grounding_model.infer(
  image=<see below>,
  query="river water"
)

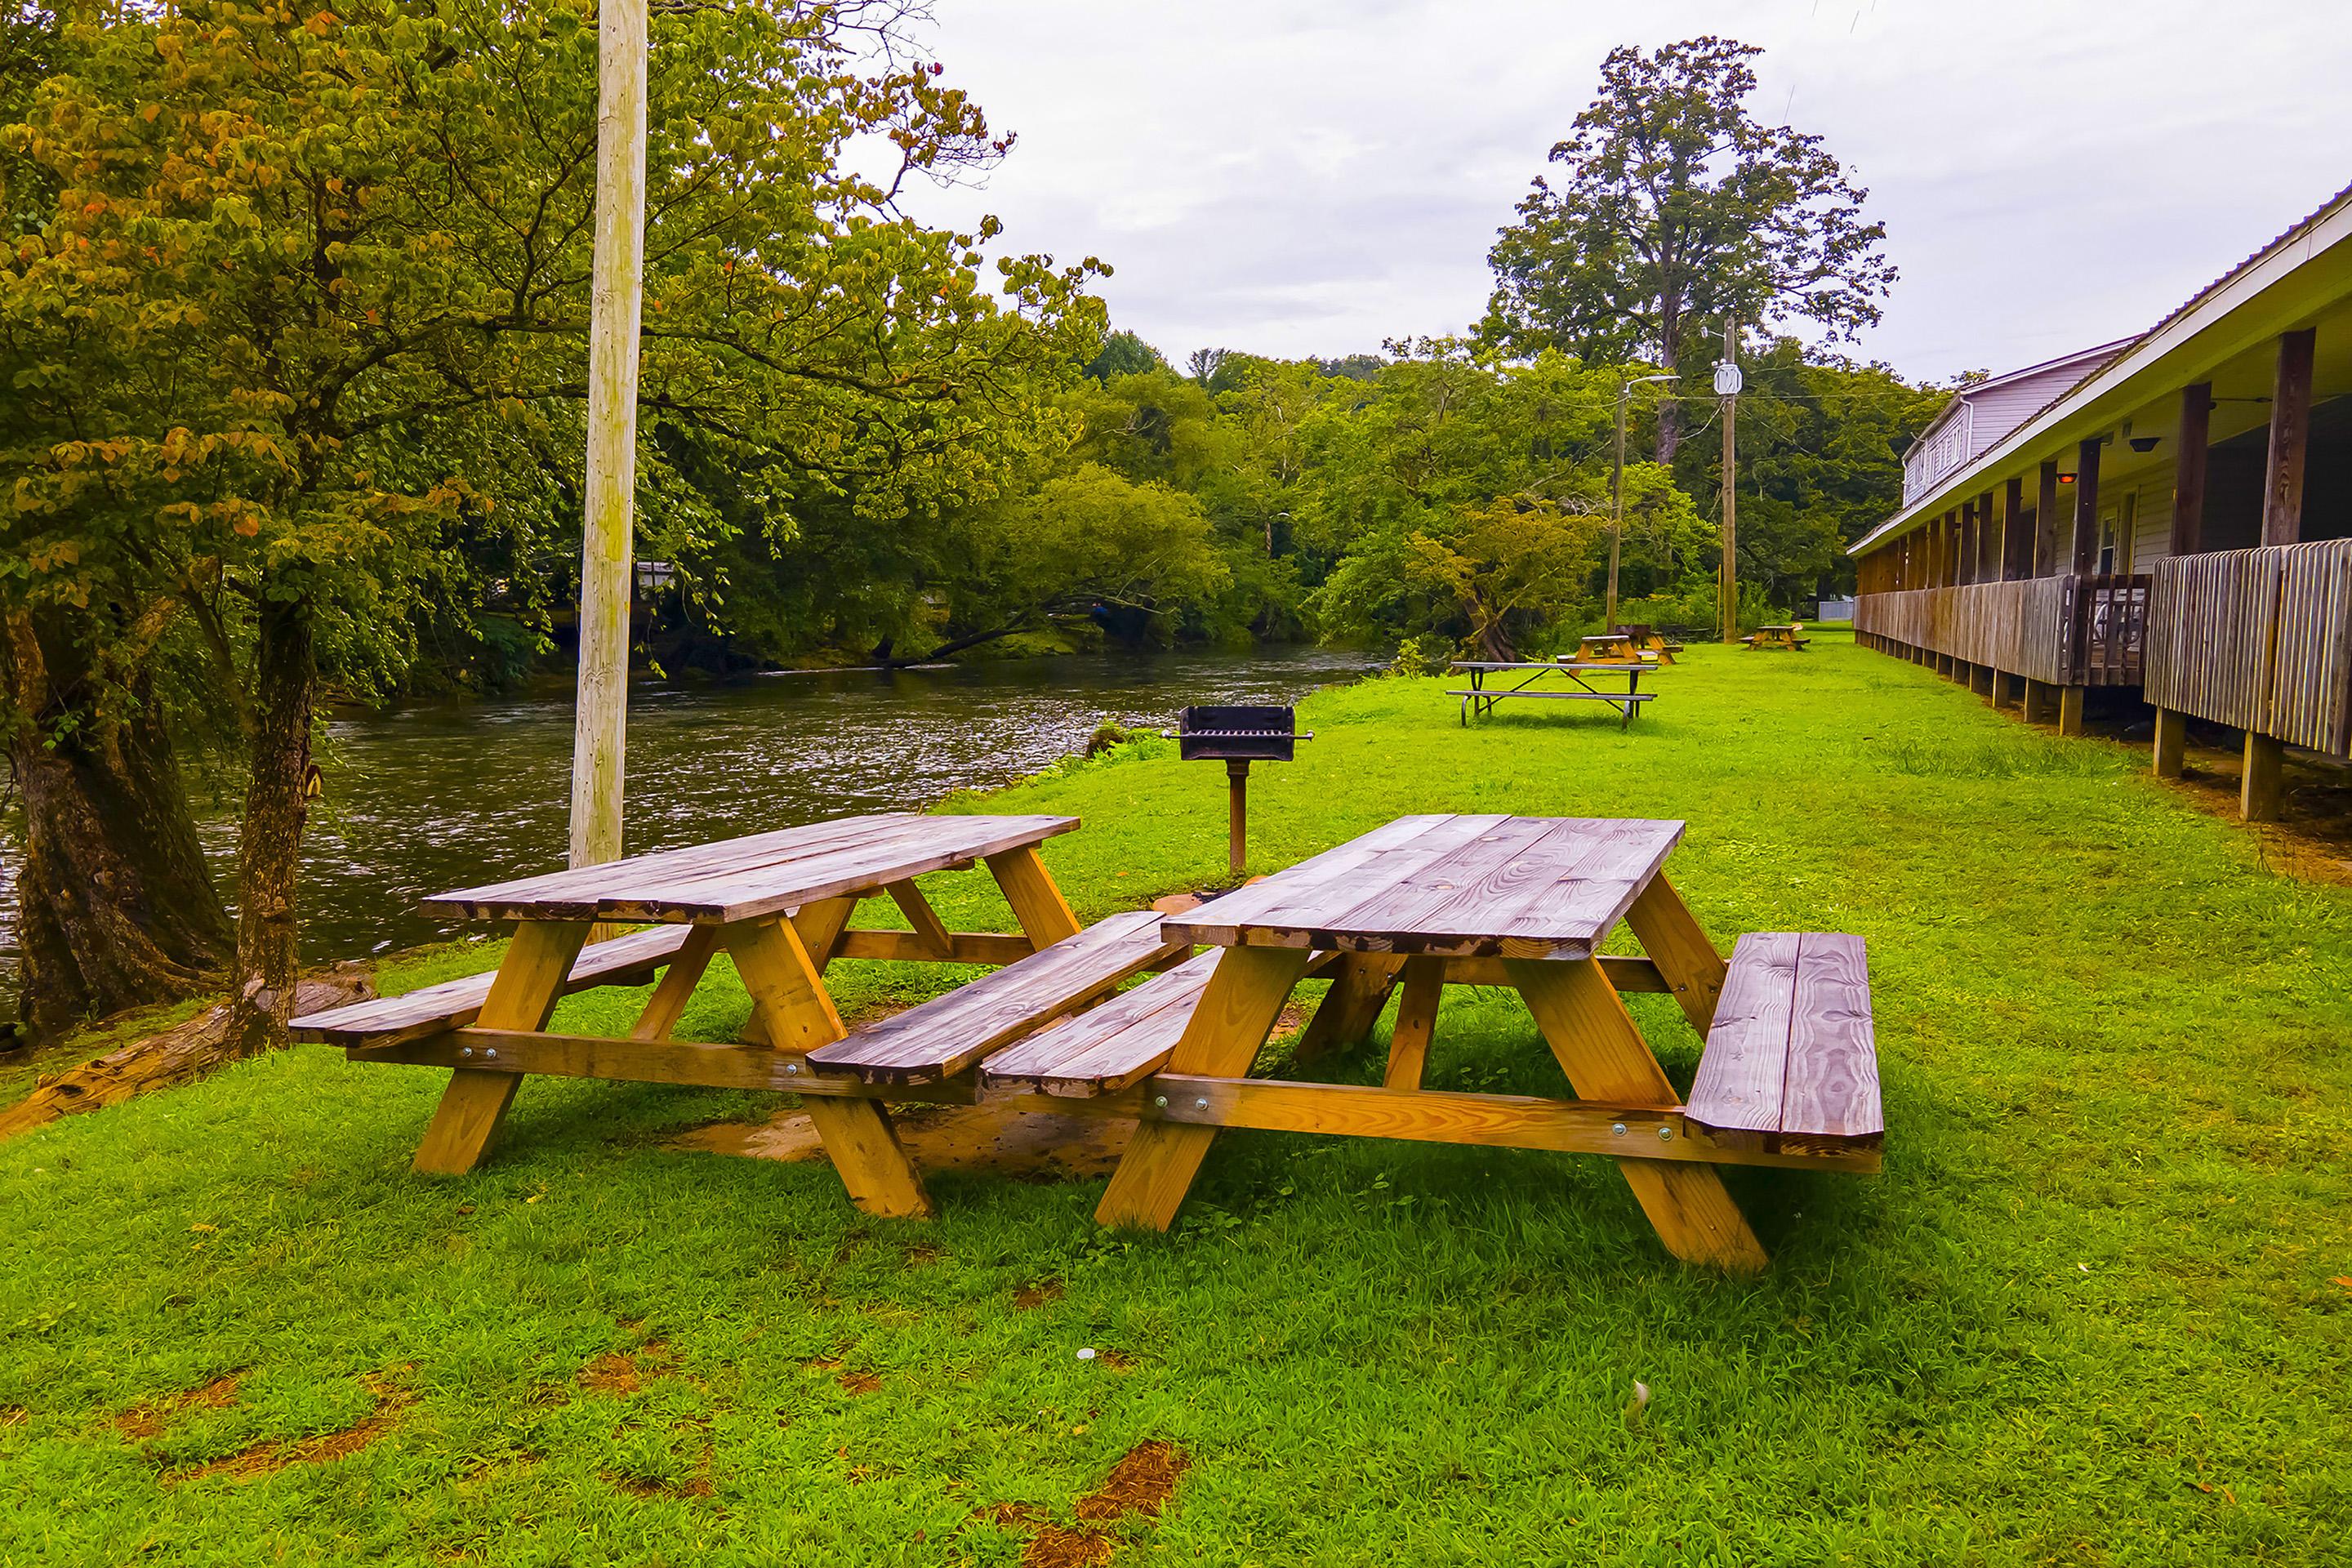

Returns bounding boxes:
[0,648,1369,1012]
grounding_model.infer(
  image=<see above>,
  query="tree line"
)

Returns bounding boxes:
[0,7,1944,1043]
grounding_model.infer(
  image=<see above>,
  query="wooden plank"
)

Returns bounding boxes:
[295,923,697,1045]
[802,1098,936,1219]
[792,895,861,975]
[1446,955,1668,991]
[1680,933,1797,1146]
[1778,933,1882,1152]
[2152,706,2187,779]
[984,844,1082,949]
[979,951,1223,1096]
[1159,816,1495,946]
[352,1027,979,1101]
[411,921,590,1175]
[884,880,954,959]
[1137,1076,1878,1173]
[426,814,1079,924]
[832,929,1065,966]
[725,915,846,1055]
[2242,730,2285,822]
[1621,874,1726,1032]
[1382,956,1445,1091]
[422,814,918,918]
[1508,956,1767,1272]
[807,911,1181,1085]
[1094,945,1314,1230]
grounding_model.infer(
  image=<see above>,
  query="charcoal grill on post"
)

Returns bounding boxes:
[1169,705,1312,879]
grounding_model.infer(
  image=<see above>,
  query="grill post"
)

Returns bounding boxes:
[1227,760,1250,878]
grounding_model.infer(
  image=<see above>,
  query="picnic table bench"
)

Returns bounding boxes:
[1615,623,1682,663]
[1743,624,1811,650]
[1446,661,1655,727]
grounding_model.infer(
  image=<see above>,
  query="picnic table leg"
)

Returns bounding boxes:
[629,924,723,1042]
[412,920,590,1174]
[1623,875,1728,1034]
[737,896,863,1048]
[1506,957,1767,1272]
[1381,956,1445,1090]
[1290,954,1403,1066]
[1097,945,1313,1231]
[985,845,1083,950]
[728,915,934,1219]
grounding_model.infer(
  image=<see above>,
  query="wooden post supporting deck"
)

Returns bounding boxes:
[2022,679,2054,725]
[2057,686,2087,737]
[2172,382,2212,556]
[1970,663,1994,698]
[2153,708,2188,778]
[2263,328,2317,546]
[1993,671,2020,710]
[2242,731,2285,822]
[2072,438,2103,573]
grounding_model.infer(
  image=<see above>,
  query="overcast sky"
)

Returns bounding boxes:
[898,0,2352,386]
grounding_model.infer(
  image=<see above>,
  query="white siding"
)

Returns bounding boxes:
[2130,485,2172,570]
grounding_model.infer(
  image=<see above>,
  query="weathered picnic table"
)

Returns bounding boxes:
[293,813,1196,1215]
[1089,814,1881,1271]
[1577,631,1659,666]
[1447,661,1654,727]
[1743,624,1811,650]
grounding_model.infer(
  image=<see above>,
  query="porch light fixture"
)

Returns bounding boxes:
[2129,436,2160,453]
[2058,473,2076,484]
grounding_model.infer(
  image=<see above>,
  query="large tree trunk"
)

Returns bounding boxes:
[222,597,315,1056]
[2,612,234,1040]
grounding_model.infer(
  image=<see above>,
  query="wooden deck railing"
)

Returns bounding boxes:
[1853,573,2147,686]
[2144,540,2352,758]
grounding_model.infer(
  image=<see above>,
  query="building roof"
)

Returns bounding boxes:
[1853,181,2352,556]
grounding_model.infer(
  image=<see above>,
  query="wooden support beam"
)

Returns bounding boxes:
[2021,679,2053,725]
[1992,671,2020,710]
[1970,663,1994,698]
[2242,730,2285,822]
[412,920,590,1175]
[2172,382,2212,556]
[2072,438,2102,574]
[2153,707,2187,779]
[2035,459,2061,577]
[2002,475,2028,581]
[1977,491,1998,582]
[1382,957,1445,1091]
[2057,685,2086,737]
[2263,328,2317,546]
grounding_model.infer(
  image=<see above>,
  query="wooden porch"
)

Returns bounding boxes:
[1853,573,2149,731]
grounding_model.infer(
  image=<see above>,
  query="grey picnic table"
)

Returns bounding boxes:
[1446,660,1655,727]
[1093,814,1883,1272]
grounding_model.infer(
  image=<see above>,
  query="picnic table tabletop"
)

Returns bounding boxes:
[423,813,1077,924]
[1446,660,1652,673]
[1161,813,1682,960]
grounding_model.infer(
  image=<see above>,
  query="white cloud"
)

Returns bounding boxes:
[897,0,2352,382]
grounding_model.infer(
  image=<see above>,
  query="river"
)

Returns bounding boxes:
[0,647,1370,1013]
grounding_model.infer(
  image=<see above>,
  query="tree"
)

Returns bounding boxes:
[1484,37,1895,464]
[1083,328,1165,381]
[1312,498,1610,661]
[0,0,1097,1043]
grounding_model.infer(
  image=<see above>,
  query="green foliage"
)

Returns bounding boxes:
[1485,36,1896,372]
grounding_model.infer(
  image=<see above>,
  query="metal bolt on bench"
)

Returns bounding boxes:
[1167,705,1314,879]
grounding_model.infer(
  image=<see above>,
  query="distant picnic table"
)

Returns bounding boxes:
[1743,624,1811,650]
[1446,661,1654,727]
[296,811,1883,1271]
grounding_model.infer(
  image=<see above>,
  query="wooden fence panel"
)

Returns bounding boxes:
[1852,576,2109,687]
[2144,540,2352,758]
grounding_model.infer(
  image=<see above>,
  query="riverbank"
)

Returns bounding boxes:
[4,631,2348,1564]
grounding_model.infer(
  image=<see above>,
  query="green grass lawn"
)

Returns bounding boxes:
[4,631,2349,1566]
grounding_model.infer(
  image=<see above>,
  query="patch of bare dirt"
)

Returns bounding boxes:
[836,1370,882,1396]
[1076,1441,1189,1521]
[2098,719,2352,887]
[115,1374,241,1441]
[577,1337,679,1397]
[1013,1280,1064,1311]
[671,1101,1132,1181]
[979,1442,1192,1567]
[164,1372,412,1484]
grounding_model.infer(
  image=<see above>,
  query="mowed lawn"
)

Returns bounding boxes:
[3,632,2348,1566]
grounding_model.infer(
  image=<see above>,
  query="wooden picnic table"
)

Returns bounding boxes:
[1094,814,1882,1271]
[1446,661,1654,727]
[1743,624,1811,650]
[294,813,1192,1214]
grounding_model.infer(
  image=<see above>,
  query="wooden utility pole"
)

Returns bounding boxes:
[1719,318,1739,644]
[571,0,649,871]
